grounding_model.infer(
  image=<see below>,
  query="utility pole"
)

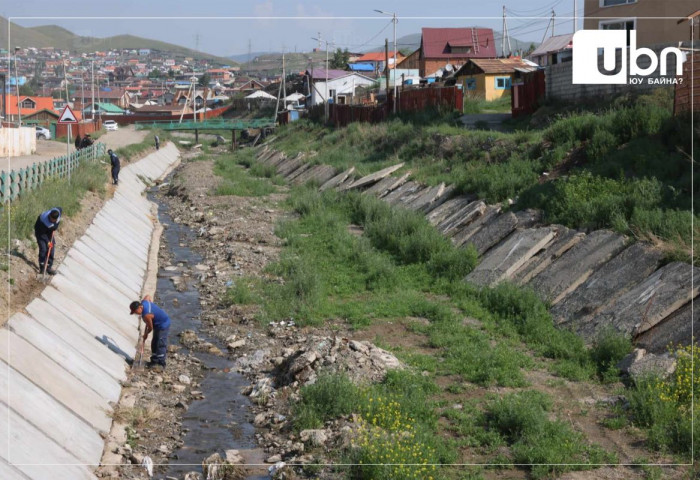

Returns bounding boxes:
[385,38,390,104]
[91,60,95,121]
[14,47,21,126]
[502,6,506,57]
[573,0,578,33]
[552,10,556,37]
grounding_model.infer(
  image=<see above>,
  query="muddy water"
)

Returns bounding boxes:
[152,193,266,480]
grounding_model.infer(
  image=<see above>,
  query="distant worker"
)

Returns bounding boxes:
[74,134,82,151]
[34,207,62,275]
[108,149,120,185]
[130,295,171,369]
[154,134,160,150]
[80,134,94,149]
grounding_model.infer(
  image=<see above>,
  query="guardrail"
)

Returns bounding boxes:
[0,142,107,202]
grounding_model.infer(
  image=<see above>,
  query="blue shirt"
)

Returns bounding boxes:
[141,300,171,329]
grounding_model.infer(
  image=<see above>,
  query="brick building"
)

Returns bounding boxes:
[415,28,497,77]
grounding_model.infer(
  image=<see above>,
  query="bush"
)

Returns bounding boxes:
[292,373,361,430]
[589,328,632,383]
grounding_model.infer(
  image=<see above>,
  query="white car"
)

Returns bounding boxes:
[103,120,119,131]
[35,126,51,140]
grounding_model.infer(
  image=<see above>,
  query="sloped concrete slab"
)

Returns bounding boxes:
[437,200,487,237]
[382,181,422,205]
[0,329,112,432]
[0,456,29,479]
[579,262,699,338]
[465,228,555,287]
[529,230,626,305]
[89,222,149,258]
[319,167,355,191]
[57,265,133,312]
[405,183,446,211]
[635,301,698,354]
[9,313,122,402]
[0,359,103,466]
[285,162,314,182]
[511,227,583,285]
[41,286,135,360]
[395,185,430,206]
[418,185,455,214]
[63,252,139,300]
[50,275,139,344]
[0,403,96,480]
[513,209,542,229]
[426,196,474,226]
[465,211,518,256]
[452,206,501,247]
[73,240,143,293]
[276,157,305,177]
[25,299,127,381]
[365,171,412,198]
[551,243,664,326]
[261,151,285,167]
[339,163,404,192]
[84,229,147,268]
[291,165,336,186]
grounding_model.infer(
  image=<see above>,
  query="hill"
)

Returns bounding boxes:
[368,31,536,56]
[0,17,235,65]
[241,51,329,75]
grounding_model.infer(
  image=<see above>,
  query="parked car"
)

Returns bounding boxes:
[35,126,51,140]
[103,120,118,131]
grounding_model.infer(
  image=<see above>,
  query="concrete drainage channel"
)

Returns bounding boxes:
[0,143,181,480]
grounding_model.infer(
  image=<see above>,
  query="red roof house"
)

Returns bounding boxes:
[418,27,497,77]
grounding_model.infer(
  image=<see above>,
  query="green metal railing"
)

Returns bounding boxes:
[134,118,276,131]
[0,142,106,202]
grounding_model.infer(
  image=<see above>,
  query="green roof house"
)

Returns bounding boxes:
[83,102,125,115]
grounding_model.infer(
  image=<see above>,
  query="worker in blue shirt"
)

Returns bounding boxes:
[129,295,171,369]
[108,149,120,185]
[34,207,62,275]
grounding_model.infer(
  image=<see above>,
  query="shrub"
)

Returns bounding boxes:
[292,373,361,430]
[589,328,632,383]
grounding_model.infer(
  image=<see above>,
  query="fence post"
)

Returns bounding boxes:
[0,172,6,203]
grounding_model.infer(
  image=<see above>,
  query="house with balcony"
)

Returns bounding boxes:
[583,0,697,46]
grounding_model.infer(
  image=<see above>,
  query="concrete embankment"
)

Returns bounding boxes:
[0,143,179,479]
[253,145,698,354]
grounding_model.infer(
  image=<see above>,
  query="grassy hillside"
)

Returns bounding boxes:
[242,51,328,75]
[271,88,698,263]
[1,17,234,65]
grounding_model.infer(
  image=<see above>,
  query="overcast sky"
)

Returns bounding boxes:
[5,0,583,57]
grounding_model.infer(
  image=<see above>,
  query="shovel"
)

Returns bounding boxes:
[42,232,55,283]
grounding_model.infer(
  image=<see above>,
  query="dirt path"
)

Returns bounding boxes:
[1,138,76,172]
[100,124,148,150]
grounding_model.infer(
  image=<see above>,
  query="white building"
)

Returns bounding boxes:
[306,68,376,106]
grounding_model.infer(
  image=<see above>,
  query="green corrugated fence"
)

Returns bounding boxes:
[0,143,106,202]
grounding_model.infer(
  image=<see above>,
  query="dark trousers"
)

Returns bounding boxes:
[36,234,54,271]
[111,166,120,185]
[150,326,169,366]
[155,142,160,150]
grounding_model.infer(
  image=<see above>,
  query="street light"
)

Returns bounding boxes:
[311,37,331,122]
[374,9,397,114]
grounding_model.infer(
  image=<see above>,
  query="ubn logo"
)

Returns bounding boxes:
[572,30,685,84]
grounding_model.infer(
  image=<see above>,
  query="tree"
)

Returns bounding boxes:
[168,69,175,78]
[329,48,350,69]
[148,68,162,79]
[18,83,35,96]
[198,72,211,87]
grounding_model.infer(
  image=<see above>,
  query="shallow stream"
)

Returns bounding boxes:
[151,190,266,480]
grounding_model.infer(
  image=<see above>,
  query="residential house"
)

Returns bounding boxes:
[3,95,56,123]
[454,58,532,101]
[529,34,573,67]
[82,102,125,116]
[416,28,497,77]
[134,104,193,116]
[352,51,406,75]
[232,78,266,93]
[583,0,697,46]
[207,69,232,83]
[96,88,133,109]
[305,68,375,105]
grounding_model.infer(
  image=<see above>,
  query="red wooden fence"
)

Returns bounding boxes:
[674,53,700,116]
[512,70,545,118]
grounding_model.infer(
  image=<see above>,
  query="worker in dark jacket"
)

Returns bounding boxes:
[34,207,62,274]
[130,295,171,369]
[108,149,120,185]
[74,134,82,151]
[80,134,93,149]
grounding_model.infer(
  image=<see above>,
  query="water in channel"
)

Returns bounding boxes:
[150,188,266,480]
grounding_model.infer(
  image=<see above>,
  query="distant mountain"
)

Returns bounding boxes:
[367,31,536,56]
[0,17,235,65]
[228,51,273,63]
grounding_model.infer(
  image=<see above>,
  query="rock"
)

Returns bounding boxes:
[349,340,369,354]
[172,384,186,393]
[225,449,244,464]
[178,375,191,385]
[300,429,328,447]
[624,352,677,381]
[289,351,318,374]
[228,339,246,350]
[158,445,170,454]
[254,413,268,426]
[266,454,282,463]
[184,473,203,480]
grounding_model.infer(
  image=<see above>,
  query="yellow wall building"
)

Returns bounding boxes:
[455,58,531,101]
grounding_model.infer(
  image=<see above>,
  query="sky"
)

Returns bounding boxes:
[4,0,584,57]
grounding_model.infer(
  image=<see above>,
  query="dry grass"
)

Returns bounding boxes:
[110,404,162,428]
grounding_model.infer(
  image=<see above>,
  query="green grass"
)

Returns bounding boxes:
[213,153,279,196]
[114,128,171,162]
[0,161,106,250]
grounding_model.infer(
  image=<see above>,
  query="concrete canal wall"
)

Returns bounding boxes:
[0,143,179,479]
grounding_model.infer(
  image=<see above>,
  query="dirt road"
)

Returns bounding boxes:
[100,125,148,150]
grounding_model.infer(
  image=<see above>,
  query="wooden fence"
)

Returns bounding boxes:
[674,52,700,116]
[0,142,106,202]
[0,127,36,157]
